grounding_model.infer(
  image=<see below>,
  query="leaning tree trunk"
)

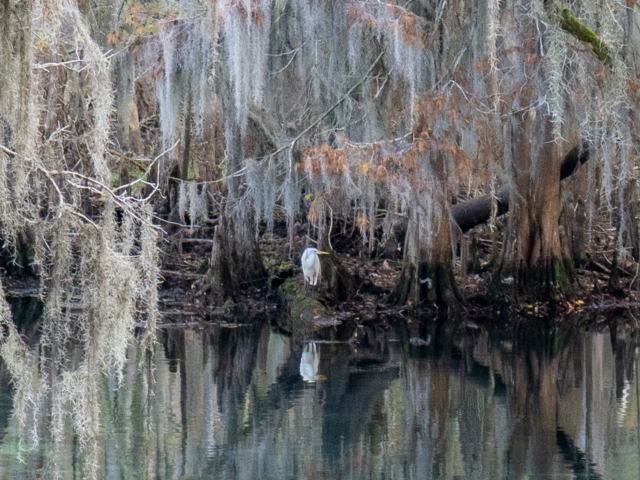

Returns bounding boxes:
[451,143,590,233]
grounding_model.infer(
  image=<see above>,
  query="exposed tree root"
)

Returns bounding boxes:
[389,260,463,307]
[492,257,574,300]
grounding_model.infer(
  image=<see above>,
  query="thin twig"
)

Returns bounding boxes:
[33,59,85,70]
[46,169,159,229]
[328,205,334,251]
[38,167,65,216]
[113,140,179,194]
[0,145,16,157]
[169,166,248,185]
[284,50,386,167]
[271,45,302,75]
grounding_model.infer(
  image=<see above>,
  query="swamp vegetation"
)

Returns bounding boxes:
[2,0,640,476]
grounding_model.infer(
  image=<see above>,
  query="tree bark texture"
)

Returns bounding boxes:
[498,99,571,293]
[209,223,237,301]
[317,234,354,302]
[389,184,463,306]
[227,210,268,288]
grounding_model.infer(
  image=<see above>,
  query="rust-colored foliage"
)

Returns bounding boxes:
[108,3,165,46]
[627,80,640,106]
[346,4,376,28]
[304,144,347,177]
[472,58,492,73]
[397,10,423,47]
[302,87,482,200]
[412,95,438,138]
[227,0,266,26]
[308,197,322,223]
[346,1,424,48]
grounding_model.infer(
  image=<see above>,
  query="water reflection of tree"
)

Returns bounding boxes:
[3,316,640,479]
[395,316,640,480]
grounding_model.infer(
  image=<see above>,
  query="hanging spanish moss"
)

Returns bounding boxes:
[0,0,640,474]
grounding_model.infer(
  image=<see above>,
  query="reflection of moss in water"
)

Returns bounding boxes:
[0,298,43,460]
[0,367,16,465]
[130,345,147,476]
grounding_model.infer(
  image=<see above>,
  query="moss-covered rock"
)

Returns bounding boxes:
[268,263,298,290]
[276,277,327,323]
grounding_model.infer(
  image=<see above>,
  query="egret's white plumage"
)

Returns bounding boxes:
[301,247,328,286]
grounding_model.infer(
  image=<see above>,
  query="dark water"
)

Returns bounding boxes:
[1,314,640,479]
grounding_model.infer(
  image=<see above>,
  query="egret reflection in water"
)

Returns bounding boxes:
[300,341,326,382]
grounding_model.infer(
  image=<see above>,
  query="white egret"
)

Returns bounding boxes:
[301,247,329,286]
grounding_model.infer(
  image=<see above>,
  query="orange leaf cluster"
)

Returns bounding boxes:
[228,0,266,26]
[413,95,439,137]
[398,11,423,48]
[627,80,640,105]
[107,30,121,45]
[356,215,370,227]
[304,144,347,177]
[346,1,423,47]
[347,4,376,28]
[308,197,322,223]
[472,58,492,73]
[108,4,165,46]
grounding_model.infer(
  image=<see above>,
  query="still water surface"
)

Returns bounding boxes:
[0,315,639,479]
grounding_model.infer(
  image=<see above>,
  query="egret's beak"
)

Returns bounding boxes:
[317,251,330,255]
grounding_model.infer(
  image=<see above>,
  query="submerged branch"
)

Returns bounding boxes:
[452,143,590,233]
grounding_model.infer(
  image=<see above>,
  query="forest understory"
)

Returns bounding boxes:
[4,200,637,330]
[153,211,640,327]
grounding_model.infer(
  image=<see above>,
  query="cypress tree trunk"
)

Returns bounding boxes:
[317,236,353,303]
[389,191,462,307]
[496,102,572,296]
[209,223,236,301]
[226,209,268,288]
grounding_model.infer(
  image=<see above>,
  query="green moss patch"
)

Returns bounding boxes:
[268,263,297,290]
[560,9,613,67]
[276,277,327,322]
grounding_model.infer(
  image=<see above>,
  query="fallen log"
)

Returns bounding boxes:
[452,143,590,233]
